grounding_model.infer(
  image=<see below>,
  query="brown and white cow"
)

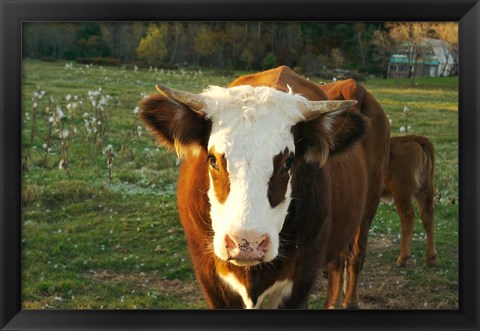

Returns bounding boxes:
[139,66,390,309]
[382,135,437,267]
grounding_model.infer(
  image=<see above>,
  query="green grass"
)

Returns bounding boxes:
[21,59,458,309]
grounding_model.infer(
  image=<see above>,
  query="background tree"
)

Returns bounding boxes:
[75,23,111,58]
[136,23,168,66]
[102,23,146,63]
[22,22,458,79]
[370,27,397,77]
[23,23,77,60]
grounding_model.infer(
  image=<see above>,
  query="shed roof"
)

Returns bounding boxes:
[389,54,440,66]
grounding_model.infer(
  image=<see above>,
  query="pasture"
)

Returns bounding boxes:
[21,59,458,309]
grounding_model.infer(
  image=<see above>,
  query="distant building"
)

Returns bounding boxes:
[425,38,456,77]
[387,39,455,78]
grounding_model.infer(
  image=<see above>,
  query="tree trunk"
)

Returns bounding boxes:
[169,23,180,65]
[356,32,367,69]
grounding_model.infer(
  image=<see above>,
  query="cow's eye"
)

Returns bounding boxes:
[208,154,219,170]
[283,156,294,172]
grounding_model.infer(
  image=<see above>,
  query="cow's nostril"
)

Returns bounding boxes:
[225,234,237,250]
[257,235,270,253]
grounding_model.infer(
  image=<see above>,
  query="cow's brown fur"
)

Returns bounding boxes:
[207,147,230,204]
[319,78,390,308]
[268,148,292,208]
[382,135,436,267]
[140,66,390,308]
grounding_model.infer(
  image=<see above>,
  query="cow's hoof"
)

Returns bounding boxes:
[396,256,409,267]
[342,302,360,310]
[427,255,437,266]
[326,304,343,309]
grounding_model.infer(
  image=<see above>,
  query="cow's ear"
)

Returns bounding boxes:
[139,93,211,157]
[294,110,367,167]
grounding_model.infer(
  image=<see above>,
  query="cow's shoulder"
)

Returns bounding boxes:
[229,66,327,101]
[319,79,365,104]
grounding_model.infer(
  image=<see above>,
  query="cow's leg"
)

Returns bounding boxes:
[415,189,437,266]
[325,257,345,309]
[342,225,368,309]
[392,191,416,267]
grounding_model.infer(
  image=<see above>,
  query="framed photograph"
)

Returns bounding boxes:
[1,0,479,330]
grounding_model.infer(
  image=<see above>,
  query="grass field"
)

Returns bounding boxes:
[21,59,458,309]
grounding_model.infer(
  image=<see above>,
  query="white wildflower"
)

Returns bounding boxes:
[399,126,406,134]
[65,95,72,102]
[59,129,69,139]
[56,106,65,119]
[58,159,67,170]
[133,106,140,114]
[403,106,410,114]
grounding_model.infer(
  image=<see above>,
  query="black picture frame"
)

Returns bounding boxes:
[1,0,479,330]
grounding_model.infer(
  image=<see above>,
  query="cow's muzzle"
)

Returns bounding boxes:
[225,233,270,266]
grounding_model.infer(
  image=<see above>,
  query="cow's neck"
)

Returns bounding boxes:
[212,224,298,308]
[219,271,293,309]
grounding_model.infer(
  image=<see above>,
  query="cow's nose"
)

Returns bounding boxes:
[225,233,270,264]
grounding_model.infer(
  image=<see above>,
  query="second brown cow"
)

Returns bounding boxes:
[382,135,437,267]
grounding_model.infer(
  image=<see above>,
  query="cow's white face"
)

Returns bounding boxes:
[139,83,360,267]
[201,86,306,266]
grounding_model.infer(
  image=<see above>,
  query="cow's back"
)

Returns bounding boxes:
[229,66,328,101]
[320,79,390,177]
[384,135,434,194]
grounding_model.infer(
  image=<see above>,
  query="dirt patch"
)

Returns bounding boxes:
[87,269,204,304]
[86,234,458,310]
[311,235,458,310]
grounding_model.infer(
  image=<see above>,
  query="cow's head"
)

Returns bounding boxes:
[140,84,365,267]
